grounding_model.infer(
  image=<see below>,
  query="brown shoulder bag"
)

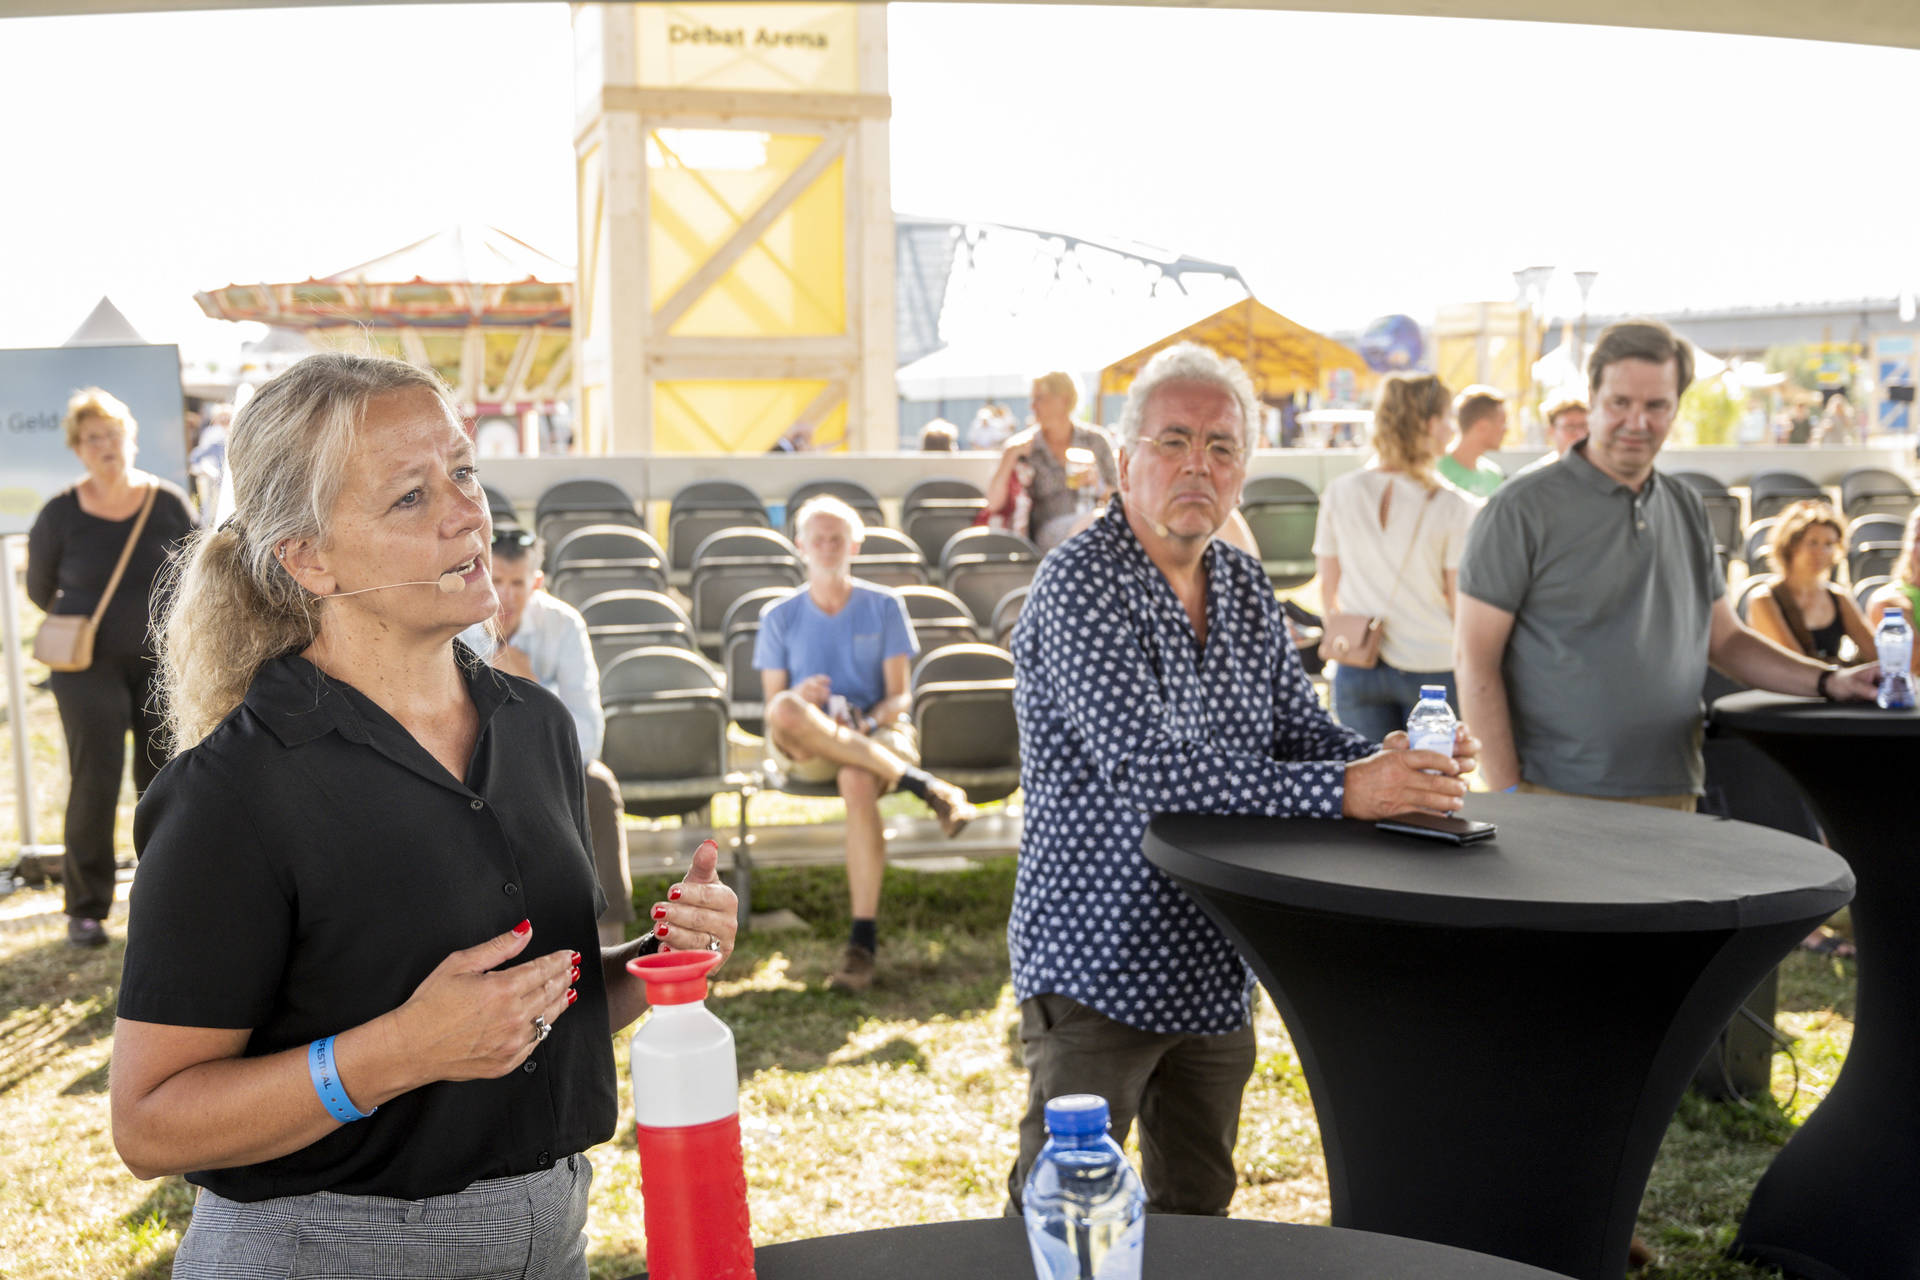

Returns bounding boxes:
[1317,481,1435,670]
[32,483,158,673]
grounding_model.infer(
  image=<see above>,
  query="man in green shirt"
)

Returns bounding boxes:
[1436,385,1508,498]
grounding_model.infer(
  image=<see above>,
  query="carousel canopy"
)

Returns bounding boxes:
[194,225,573,412]
[194,223,571,330]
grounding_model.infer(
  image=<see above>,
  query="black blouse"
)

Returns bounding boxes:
[118,647,613,1202]
[26,481,196,658]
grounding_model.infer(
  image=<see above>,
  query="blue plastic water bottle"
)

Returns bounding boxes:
[1877,606,1915,709]
[1023,1095,1146,1280]
[1406,685,1458,759]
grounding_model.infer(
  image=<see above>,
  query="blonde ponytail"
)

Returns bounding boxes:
[156,524,319,750]
[153,352,455,750]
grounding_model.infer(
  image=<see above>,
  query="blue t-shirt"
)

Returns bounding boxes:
[752,580,918,711]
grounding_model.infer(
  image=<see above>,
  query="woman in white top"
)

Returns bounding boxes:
[1311,373,1479,742]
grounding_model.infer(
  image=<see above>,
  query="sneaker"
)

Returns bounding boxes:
[66,916,108,949]
[828,942,876,992]
[924,778,977,838]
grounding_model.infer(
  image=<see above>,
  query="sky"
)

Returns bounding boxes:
[3,2,1919,363]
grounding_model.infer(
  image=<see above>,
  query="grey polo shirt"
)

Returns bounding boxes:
[1458,443,1724,797]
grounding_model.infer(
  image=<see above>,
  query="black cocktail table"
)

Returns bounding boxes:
[1143,793,1853,1280]
[635,1215,1573,1277]
[1713,691,1918,1280]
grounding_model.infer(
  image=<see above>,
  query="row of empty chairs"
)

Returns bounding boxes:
[597,639,1022,920]
[1673,468,1917,562]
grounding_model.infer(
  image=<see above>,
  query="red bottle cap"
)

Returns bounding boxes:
[627,949,723,1006]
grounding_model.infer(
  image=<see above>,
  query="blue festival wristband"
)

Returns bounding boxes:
[308,1035,375,1123]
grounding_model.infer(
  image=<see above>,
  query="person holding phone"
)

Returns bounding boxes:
[110,353,736,1278]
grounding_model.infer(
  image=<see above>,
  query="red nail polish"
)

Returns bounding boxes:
[569,951,582,966]
[668,885,682,901]
[655,923,669,937]
[512,919,531,936]
[570,966,580,983]
[651,904,667,920]
[566,988,578,1005]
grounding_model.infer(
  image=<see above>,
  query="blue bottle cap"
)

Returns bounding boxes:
[1420,685,1447,699]
[1043,1094,1111,1137]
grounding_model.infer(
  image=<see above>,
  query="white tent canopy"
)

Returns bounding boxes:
[1532,330,1728,398]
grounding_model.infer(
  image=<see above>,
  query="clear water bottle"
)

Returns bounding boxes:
[1406,684,1458,759]
[1877,606,1916,709]
[1023,1094,1146,1280]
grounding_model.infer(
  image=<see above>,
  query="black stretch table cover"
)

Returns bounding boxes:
[637,1215,1573,1278]
[1713,692,1920,1280]
[1143,794,1853,1280]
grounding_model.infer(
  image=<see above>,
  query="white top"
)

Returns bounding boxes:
[457,590,602,761]
[1311,468,1480,672]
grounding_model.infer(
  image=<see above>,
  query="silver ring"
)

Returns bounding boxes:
[531,1015,551,1044]
[706,934,722,953]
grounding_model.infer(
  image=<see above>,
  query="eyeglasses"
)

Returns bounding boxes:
[1140,432,1245,469]
[492,528,535,549]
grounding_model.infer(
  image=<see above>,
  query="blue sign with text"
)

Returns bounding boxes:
[0,345,188,536]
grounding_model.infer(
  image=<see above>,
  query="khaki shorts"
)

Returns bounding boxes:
[771,720,919,785]
[1515,779,1698,813]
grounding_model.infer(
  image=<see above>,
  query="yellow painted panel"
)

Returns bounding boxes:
[525,332,570,393]
[635,3,859,93]
[421,333,466,392]
[482,331,523,396]
[653,378,842,452]
[647,130,816,309]
[669,155,844,336]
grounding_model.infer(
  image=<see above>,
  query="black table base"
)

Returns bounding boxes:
[1714,698,1920,1280]
[1144,797,1851,1280]
[1195,890,1818,1280]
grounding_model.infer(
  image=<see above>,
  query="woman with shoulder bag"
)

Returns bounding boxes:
[25,388,195,948]
[1311,373,1479,742]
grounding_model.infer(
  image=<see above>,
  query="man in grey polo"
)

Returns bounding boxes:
[1456,318,1876,808]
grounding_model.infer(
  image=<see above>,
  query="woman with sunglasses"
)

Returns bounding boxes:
[110,353,737,1278]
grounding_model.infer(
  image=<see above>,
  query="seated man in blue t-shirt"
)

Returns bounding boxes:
[757,496,977,992]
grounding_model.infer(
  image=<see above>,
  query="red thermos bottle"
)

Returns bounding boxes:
[627,949,755,1279]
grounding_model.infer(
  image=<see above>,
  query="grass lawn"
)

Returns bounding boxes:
[0,855,1857,1280]
[0,591,1857,1278]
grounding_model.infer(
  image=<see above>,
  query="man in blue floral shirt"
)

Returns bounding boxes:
[1006,342,1477,1215]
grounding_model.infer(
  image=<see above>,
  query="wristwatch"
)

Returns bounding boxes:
[1815,666,1840,702]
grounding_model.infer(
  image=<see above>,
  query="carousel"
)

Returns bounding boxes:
[195,224,574,454]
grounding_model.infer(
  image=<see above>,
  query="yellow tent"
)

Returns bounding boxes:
[1098,296,1370,402]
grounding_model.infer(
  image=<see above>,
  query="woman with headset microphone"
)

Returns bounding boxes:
[109,353,737,1278]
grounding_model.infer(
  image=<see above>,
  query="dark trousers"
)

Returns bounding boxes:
[49,653,166,920]
[584,759,635,926]
[1007,993,1257,1217]
[1330,661,1459,745]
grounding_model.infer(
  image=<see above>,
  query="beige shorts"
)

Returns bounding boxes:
[1515,779,1698,813]
[771,720,919,785]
